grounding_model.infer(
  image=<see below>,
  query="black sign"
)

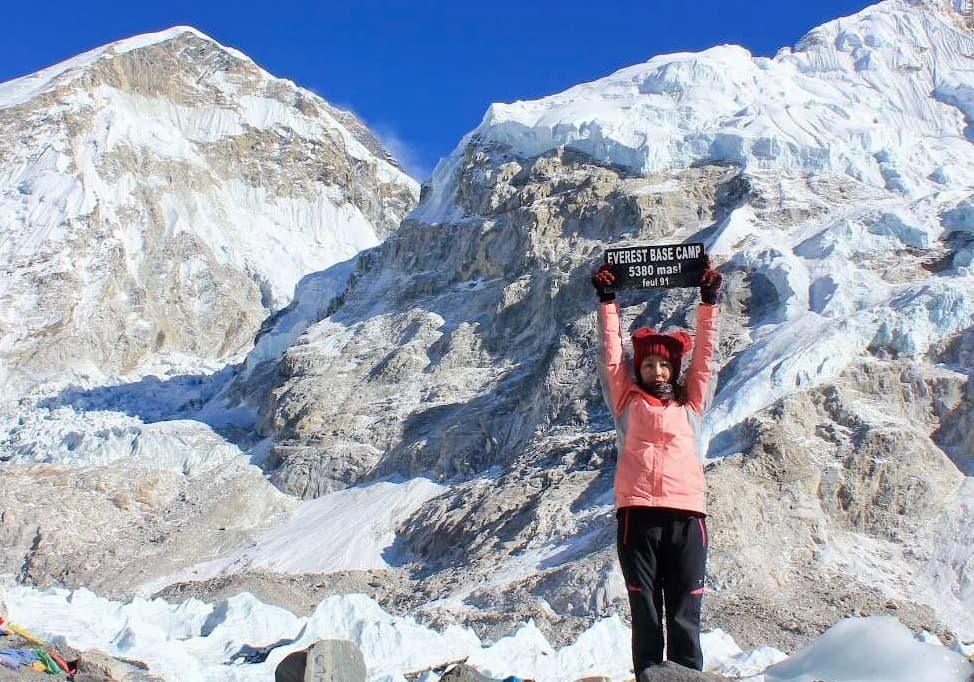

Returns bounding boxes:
[603,243,707,289]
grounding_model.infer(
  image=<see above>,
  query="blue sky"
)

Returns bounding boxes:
[0,0,871,180]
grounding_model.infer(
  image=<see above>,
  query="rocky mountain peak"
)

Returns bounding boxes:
[0,27,418,393]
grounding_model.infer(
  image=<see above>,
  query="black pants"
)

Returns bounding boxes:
[616,507,707,673]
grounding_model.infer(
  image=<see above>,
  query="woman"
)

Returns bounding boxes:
[591,261,722,675]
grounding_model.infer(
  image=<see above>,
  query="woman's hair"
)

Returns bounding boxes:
[672,381,689,405]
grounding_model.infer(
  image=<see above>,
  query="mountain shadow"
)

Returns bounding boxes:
[35,364,259,449]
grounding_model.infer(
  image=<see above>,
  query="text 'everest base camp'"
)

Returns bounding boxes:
[1,1,974,681]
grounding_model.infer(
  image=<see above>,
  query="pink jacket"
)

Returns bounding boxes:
[596,301,718,514]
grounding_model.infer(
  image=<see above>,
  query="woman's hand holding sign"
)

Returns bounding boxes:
[592,264,616,302]
[699,261,723,305]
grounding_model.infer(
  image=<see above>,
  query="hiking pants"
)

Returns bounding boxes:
[616,506,707,673]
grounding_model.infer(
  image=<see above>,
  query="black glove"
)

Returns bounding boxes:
[699,267,723,306]
[591,264,616,302]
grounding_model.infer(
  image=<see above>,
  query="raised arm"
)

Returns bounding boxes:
[592,265,633,416]
[597,300,635,416]
[683,303,717,414]
[684,267,723,414]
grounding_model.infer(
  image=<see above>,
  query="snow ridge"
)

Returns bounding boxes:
[416,0,974,221]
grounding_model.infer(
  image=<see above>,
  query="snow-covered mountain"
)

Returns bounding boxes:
[2,3,974,681]
[0,26,418,393]
[0,24,418,636]
[229,0,974,648]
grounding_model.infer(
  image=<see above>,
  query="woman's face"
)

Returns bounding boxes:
[639,354,673,385]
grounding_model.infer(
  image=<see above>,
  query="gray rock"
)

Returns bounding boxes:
[274,640,369,682]
[275,650,307,682]
[302,640,367,682]
[73,649,164,681]
[638,662,724,681]
[437,662,495,682]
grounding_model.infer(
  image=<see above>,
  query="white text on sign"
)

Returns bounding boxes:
[625,263,683,278]
[604,244,704,265]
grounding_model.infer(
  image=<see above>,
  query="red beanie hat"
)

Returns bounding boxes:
[631,328,693,377]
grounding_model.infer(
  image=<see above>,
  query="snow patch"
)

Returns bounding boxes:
[139,478,448,595]
[764,616,972,682]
